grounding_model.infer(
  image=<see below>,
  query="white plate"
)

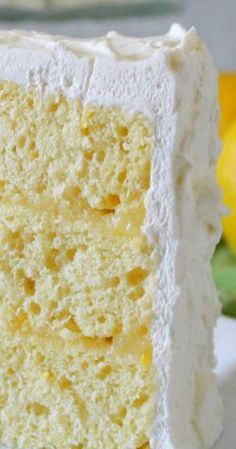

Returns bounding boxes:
[214,316,236,448]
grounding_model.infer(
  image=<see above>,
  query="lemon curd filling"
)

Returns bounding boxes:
[0,81,156,449]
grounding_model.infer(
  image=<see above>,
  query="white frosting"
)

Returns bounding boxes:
[0,25,223,449]
[0,24,198,62]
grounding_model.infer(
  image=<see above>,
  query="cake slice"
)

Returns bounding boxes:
[0,25,223,449]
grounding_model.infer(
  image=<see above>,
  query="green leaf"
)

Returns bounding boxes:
[212,241,236,318]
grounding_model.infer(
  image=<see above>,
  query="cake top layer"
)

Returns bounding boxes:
[0,24,199,60]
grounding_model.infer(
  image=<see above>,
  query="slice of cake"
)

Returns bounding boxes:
[0,25,223,449]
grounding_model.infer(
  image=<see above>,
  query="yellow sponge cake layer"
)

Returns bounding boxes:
[0,81,156,448]
[0,81,156,338]
[0,331,155,449]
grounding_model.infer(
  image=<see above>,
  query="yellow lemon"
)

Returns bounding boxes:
[219,73,236,137]
[218,118,236,252]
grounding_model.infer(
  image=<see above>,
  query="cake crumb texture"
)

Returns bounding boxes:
[0,81,156,449]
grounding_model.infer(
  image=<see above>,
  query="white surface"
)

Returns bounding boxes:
[214,316,236,449]
[0,0,235,70]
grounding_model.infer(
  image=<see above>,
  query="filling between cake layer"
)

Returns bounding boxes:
[0,81,156,449]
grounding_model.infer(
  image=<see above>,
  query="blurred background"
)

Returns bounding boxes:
[0,1,235,446]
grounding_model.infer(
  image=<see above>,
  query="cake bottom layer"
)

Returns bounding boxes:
[0,330,155,449]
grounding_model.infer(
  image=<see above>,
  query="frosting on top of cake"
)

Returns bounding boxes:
[0,24,199,60]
